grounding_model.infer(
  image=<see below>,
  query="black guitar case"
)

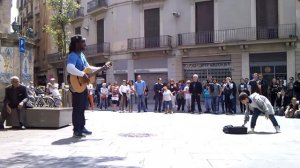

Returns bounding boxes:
[223,125,248,134]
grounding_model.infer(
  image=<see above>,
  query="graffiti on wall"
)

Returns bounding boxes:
[21,49,33,84]
[0,47,14,83]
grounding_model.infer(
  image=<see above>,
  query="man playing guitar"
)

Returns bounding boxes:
[67,35,101,137]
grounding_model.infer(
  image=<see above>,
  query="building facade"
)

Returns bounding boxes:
[17,0,54,86]
[0,0,12,33]
[0,0,35,104]
[45,0,298,97]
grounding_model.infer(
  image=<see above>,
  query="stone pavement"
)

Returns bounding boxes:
[0,110,300,168]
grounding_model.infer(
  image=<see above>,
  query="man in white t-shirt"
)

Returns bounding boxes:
[47,78,61,98]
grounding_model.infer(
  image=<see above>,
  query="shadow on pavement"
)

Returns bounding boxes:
[52,137,103,145]
[0,152,140,168]
[253,131,277,135]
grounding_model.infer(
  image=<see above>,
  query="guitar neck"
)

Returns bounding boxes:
[89,66,107,77]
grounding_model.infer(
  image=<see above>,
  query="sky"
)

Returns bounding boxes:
[11,0,18,32]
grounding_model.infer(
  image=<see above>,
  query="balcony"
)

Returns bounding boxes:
[128,35,172,52]
[178,24,297,47]
[84,43,110,57]
[87,0,108,15]
[70,7,84,22]
[47,52,64,63]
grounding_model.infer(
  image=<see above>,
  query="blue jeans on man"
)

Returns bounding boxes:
[72,89,87,134]
[251,108,279,129]
[231,97,236,114]
[137,95,146,112]
[211,96,219,113]
[154,94,163,112]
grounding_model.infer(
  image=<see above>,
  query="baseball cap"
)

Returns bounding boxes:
[70,35,86,43]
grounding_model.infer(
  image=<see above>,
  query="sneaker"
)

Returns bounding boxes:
[73,131,86,138]
[248,128,255,134]
[275,126,281,133]
[82,128,92,135]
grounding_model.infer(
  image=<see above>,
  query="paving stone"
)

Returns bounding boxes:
[0,111,299,168]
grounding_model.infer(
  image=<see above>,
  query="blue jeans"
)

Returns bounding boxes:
[204,98,211,112]
[251,108,279,129]
[72,89,87,133]
[154,94,163,111]
[231,97,236,113]
[219,95,225,112]
[211,96,219,112]
[137,95,146,112]
[164,100,173,111]
[100,98,108,109]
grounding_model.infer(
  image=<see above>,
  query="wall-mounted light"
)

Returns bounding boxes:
[83,26,89,31]
[172,12,181,17]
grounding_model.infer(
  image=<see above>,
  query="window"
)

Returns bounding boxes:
[195,1,214,44]
[256,0,278,39]
[144,8,160,48]
[75,26,81,35]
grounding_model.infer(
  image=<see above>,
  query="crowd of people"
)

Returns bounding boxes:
[86,73,300,118]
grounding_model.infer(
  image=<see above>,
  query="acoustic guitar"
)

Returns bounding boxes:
[69,61,112,93]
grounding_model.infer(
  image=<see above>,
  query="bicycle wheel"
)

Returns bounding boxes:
[44,97,55,107]
[54,98,62,107]
[36,98,45,107]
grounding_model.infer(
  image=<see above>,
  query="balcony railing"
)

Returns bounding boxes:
[70,7,84,20]
[128,35,172,50]
[87,0,108,13]
[75,7,84,18]
[84,43,110,56]
[178,24,297,46]
[47,52,64,63]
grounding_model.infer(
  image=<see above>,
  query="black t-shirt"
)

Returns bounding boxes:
[249,80,258,94]
[269,84,279,95]
[293,81,300,93]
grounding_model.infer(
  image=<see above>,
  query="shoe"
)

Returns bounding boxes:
[248,128,255,134]
[21,126,26,130]
[73,131,86,138]
[275,126,281,133]
[82,128,92,135]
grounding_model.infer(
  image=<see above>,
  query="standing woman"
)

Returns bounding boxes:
[111,82,119,112]
[220,79,226,113]
[269,78,279,106]
[127,80,135,113]
[87,83,95,111]
[238,78,249,113]
[176,80,186,112]
[223,77,233,114]
[169,79,177,112]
